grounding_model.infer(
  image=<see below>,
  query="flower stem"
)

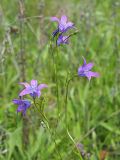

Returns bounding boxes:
[64,74,83,159]
[50,39,60,117]
[33,98,62,160]
[65,74,78,128]
[55,46,60,116]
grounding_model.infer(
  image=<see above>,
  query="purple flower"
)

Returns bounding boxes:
[19,80,48,98]
[13,99,31,115]
[78,57,99,80]
[51,15,74,36]
[57,35,69,46]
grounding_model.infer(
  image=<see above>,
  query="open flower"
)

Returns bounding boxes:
[57,35,69,46]
[13,99,31,116]
[19,80,48,98]
[51,15,74,36]
[78,57,99,80]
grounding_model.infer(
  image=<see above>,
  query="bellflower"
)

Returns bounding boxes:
[51,15,74,36]
[78,57,99,80]
[13,99,31,116]
[57,35,69,46]
[19,80,48,98]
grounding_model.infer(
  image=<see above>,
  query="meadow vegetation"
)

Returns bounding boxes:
[0,0,120,159]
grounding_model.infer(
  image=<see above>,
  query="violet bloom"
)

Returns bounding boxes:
[78,57,99,80]
[19,80,48,98]
[57,35,69,46]
[51,15,74,36]
[13,99,31,116]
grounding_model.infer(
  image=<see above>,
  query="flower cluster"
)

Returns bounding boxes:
[13,80,47,115]
[13,14,99,116]
[51,15,74,46]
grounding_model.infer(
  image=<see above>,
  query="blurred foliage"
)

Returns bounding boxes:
[0,0,120,159]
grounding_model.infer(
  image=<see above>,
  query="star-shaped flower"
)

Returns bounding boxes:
[57,35,69,46]
[19,80,48,98]
[13,99,31,116]
[51,15,74,36]
[78,57,99,80]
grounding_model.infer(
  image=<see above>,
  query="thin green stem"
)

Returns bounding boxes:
[64,74,83,159]
[44,118,62,160]
[55,46,60,116]
[64,74,78,128]
[50,39,60,117]
[67,129,83,160]
[33,98,62,160]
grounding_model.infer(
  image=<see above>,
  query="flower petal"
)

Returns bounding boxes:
[83,63,94,71]
[66,22,74,29]
[57,35,69,46]
[78,66,84,75]
[59,24,65,32]
[13,99,31,116]
[19,82,30,88]
[37,91,41,98]
[19,89,32,96]
[30,80,38,88]
[13,99,22,105]
[57,35,63,46]
[60,15,67,24]
[62,36,69,43]
[85,71,99,80]
[82,57,87,66]
[24,100,31,107]
[17,105,24,112]
[51,17,59,22]
[17,105,27,116]
[38,84,48,90]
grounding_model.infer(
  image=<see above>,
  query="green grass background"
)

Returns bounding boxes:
[0,0,120,159]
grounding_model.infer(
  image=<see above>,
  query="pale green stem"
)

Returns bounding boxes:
[33,98,62,160]
[50,38,60,117]
[64,74,83,159]
[55,46,60,116]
